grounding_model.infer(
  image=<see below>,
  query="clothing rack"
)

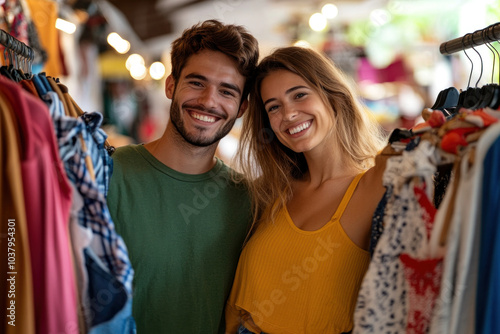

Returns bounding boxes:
[0,28,34,61]
[440,22,500,55]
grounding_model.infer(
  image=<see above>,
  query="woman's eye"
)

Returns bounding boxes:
[267,105,278,113]
[296,92,306,99]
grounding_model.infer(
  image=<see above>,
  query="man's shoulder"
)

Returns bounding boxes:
[213,161,247,187]
[111,144,148,169]
[109,144,147,182]
[112,144,141,159]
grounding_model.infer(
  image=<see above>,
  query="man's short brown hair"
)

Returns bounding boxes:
[170,19,259,99]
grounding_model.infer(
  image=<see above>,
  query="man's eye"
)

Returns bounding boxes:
[222,90,235,97]
[190,81,202,87]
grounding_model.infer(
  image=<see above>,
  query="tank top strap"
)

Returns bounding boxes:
[332,172,366,221]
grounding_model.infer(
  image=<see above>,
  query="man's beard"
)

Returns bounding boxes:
[169,99,237,147]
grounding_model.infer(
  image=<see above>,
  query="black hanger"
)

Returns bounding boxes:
[0,33,28,82]
[470,27,498,109]
[484,25,500,110]
[0,65,14,80]
[463,29,488,110]
[430,41,459,116]
[431,87,459,112]
[1,34,13,79]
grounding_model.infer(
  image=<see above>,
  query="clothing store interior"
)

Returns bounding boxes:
[1,0,500,333]
[2,0,498,158]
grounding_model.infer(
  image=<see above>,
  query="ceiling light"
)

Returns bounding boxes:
[126,53,145,70]
[149,62,166,80]
[107,32,131,54]
[321,4,338,19]
[309,13,327,32]
[130,63,147,80]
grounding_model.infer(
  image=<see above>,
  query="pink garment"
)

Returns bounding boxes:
[0,77,77,334]
[357,57,409,83]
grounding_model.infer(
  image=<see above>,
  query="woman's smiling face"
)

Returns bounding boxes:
[260,69,334,154]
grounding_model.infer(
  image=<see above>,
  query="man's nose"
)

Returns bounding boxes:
[197,86,218,109]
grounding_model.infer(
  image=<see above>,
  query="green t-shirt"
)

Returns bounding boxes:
[107,144,251,333]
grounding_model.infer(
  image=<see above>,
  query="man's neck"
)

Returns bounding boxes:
[144,125,218,175]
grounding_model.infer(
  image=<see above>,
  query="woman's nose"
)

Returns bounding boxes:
[282,104,298,121]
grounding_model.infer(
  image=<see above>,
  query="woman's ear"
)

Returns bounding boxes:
[165,75,175,99]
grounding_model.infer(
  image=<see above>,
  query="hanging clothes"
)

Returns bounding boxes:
[353,140,444,334]
[0,74,78,334]
[29,72,135,332]
[0,88,36,334]
[476,122,500,334]
[354,96,500,333]
[428,121,500,334]
[25,0,62,75]
[0,29,135,334]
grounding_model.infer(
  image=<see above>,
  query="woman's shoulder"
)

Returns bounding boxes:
[360,150,391,197]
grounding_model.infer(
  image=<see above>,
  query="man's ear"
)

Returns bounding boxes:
[165,75,175,99]
[237,99,248,118]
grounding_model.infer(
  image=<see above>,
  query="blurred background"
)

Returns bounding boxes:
[2,0,500,163]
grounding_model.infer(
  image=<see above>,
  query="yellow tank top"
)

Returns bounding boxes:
[226,173,370,334]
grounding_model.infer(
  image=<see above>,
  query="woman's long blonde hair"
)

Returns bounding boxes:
[234,46,387,236]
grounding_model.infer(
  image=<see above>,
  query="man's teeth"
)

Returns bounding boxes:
[289,121,311,135]
[192,112,216,123]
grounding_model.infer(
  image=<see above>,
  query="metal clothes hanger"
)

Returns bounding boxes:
[1,34,16,81]
[461,32,484,109]
[455,33,476,111]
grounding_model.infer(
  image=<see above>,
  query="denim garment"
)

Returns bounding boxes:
[85,249,136,333]
[31,72,51,96]
[89,297,136,334]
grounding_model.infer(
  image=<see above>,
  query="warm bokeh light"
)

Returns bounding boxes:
[321,4,338,19]
[55,18,76,34]
[309,13,328,31]
[125,53,145,70]
[130,63,147,80]
[293,40,312,48]
[149,62,166,80]
[107,32,131,54]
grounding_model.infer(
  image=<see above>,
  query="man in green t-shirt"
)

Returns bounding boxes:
[107,20,259,333]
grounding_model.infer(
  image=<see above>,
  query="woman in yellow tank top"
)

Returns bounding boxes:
[225,46,389,334]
